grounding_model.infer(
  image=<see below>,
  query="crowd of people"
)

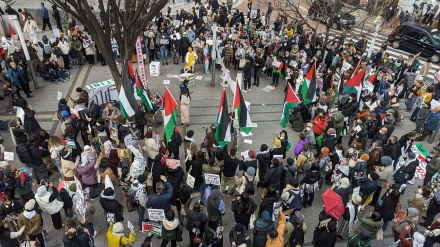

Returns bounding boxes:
[2,0,440,247]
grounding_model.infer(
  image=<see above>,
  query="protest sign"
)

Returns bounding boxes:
[106,213,115,223]
[204,174,221,186]
[187,174,195,188]
[142,222,162,236]
[148,209,165,221]
[3,152,14,161]
[272,201,282,221]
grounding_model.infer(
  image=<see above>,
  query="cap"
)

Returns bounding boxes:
[408,152,416,159]
[434,146,440,152]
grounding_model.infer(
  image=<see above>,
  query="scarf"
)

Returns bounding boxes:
[184,136,197,144]
[104,140,114,157]
[24,210,36,219]
[347,202,359,233]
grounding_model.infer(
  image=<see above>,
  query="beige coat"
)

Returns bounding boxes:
[419,62,431,77]
[180,94,190,124]
[235,171,258,194]
[23,20,37,33]
[61,157,79,178]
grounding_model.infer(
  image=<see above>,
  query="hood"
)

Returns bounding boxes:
[208,189,221,206]
[52,5,57,10]
[153,154,162,162]
[36,186,50,198]
[298,139,308,146]
[42,35,48,42]
[166,166,181,174]
[254,218,274,231]
[163,218,179,230]
[381,156,393,167]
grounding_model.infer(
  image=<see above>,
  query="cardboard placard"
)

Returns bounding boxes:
[204,174,221,186]
[272,201,282,221]
[147,209,165,221]
[187,174,195,188]
[106,213,115,223]
[3,152,14,161]
[142,222,162,236]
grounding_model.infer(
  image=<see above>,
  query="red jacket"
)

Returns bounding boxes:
[398,228,412,247]
[313,115,328,135]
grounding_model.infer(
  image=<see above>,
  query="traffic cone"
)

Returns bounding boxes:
[8,24,15,36]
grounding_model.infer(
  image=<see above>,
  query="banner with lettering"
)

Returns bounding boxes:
[136,37,148,87]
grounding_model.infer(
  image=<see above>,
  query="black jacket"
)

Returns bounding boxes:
[313,229,338,247]
[231,199,257,227]
[243,61,253,79]
[264,165,284,190]
[0,200,23,221]
[300,170,320,185]
[252,218,274,247]
[28,142,44,166]
[203,223,222,247]
[222,146,240,177]
[333,186,352,206]
[146,37,157,49]
[184,198,208,236]
[256,151,271,182]
[180,37,191,50]
[99,197,124,222]
[165,166,184,193]
[188,159,206,187]
[383,142,400,161]
[376,195,399,221]
[170,39,181,52]
[12,126,27,145]
[258,196,278,217]
[62,229,89,247]
[405,159,419,180]
[322,134,336,152]
[166,131,182,152]
[341,100,359,117]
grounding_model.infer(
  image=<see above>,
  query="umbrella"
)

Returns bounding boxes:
[321,188,345,220]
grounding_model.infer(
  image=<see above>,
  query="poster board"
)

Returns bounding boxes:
[187,174,195,188]
[142,222,162,236]
[147,209,165,221]
[204,174,221,185]
[149,61,160,76]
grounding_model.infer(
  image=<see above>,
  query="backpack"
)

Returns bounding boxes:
[393,166,407,182]
[302,154,313,172]
[43,42,52,55]
[16,143,32,165]
[289,222,305,246]
[124,188,139,212]
[285,140,292,151]
[286,189,303,211]
[244,176,255,195]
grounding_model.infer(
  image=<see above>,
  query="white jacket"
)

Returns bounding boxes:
[131,181,148,208]
[128,145,146,180]
[35,190,64,215]
[58,41,70,55]
[23,20,37,33]
[49,145,64,160]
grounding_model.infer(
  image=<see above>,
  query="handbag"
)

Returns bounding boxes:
[249,213,256,229]
[376,229,383,240]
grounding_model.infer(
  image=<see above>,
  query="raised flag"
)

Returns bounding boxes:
[215,89,231,147]
[119,65,140,119]
[301,61,317,105]
[280,84,301,128]
[163,87,178,142]
[344,68,366,101]
[234,83,252,134]
[369,73,378,84]
[134,70,153,112]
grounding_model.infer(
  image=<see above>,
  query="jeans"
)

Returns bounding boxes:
[244,78,251,90]
[220,174,235,194]
[64,207,74,218]
[82,222,95,239]
[55,158,63,179]
[303,192,315,206]
[405,96,417,110]
[424,201,440,226]
[160,239,176,247]
[113,50,119,62]
[272,72,280,85]
[30,232,46,247]
[382,220,389,231]
[204,60,210,74]
[84,184,96,198]
[160,46,168,63]
[138,206,146,230]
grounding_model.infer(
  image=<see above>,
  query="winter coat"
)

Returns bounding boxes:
[408,194,426,221]
[236,171,258,194]
[23,20,37,33]
[99,196,124,222]
[145,181,173,213]
[313,115,328,135]
[203,223,223,247]
[416,108,431,127]
[426,154,440,174]
[11,126,27,145]
[353,210,384,240]
[106,224,136,247]
[358,178,378,196]
[425,111,440,131]
[312,228,338,247]
[405,159,419,180]
[383,143,400,161]
[377,195,399,222]
[99,166,116,185]
[206,189,225,219]
[296,152,315,172]
[165,166,184,194]
[166,130,182,153]
[35,187,64,215]
[0,200,23,221]
[58,41,70,55]
[333,186,352,206]
[231,199,257,227]
[22,108,41,135]
[321,134,336,152]
[304,129,316,145]
[128,145,146,180]
[189,159,206,187]
[161,218,181,241]
[180,94,190,123]
[290,111,305,132]
[62,230,89,247]
[184,198,208,235]
[377,164,393,188]
[183,139,197,160]
[151,154,165,184]
[264,164,284,190]
[293,139,308,157]
[18,212,42,236]
[258,195,278,217]
[253,217,274,247]
[257,151,271,182]
[76,157,98,185]
[131,182,148,208]
[61,157,78,178]
[265,213,286,247]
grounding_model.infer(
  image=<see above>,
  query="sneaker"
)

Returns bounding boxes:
[242,89,247,92]
[248,88,251,92]
[93,231,97,238]
[116,61,120,65]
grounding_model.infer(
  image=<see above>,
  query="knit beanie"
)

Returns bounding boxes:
[261,211,271,222]
[25,199,36,211]
[112,222,124,234]
[274,139,281,148]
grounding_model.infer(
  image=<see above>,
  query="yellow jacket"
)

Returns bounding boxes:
[106,225,136,247]
[266,213,286,247]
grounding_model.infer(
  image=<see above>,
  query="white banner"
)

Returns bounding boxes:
[204,173,221,186]
[136,37,148,87]
[148,209,166,221]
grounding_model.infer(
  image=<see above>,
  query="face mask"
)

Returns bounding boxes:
[280,137,285,140]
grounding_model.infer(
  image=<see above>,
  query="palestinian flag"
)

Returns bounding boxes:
[369,73,378,84]
[163,86,178,142]
[301,61,317,105]
[215,89,231,147]
[119,65,140,119]
[351,59,361,78]
[234,83,252,134]
[344,68,366,101]
[280,84,301,128]
[134,70,153,112]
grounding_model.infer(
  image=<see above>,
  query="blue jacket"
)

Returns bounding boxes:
[8,67,25,87]
[358,178,378,196]
[145,181,173,213]
[425,111,440,131]
[41,7,48,18]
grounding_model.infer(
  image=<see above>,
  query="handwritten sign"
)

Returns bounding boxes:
[148,209,165,221]
[204,174,221,186]
[142,222,162,236]
[3,152,14,161]
[187,174,195,188]
[106,213,115,223]
[136,37,148,87]
[272,201,282,221]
